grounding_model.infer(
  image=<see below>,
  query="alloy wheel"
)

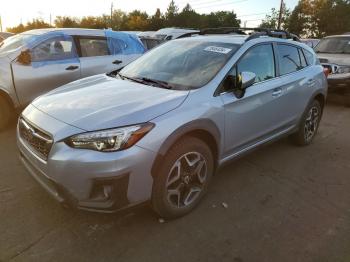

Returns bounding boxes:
[166,152,208,208]
[304,106,320,142]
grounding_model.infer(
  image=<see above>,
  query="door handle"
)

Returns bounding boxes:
[65,65,79,71]
[272,88,282,97]
[112,60,123,65]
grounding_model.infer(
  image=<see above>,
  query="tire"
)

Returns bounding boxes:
[0,96,11,131]
[151,136,214,219]
[291,100,322,146]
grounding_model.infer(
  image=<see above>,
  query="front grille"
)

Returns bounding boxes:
[19,117,53,160]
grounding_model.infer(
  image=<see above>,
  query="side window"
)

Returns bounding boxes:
[31,36,76,62]
[277,44,302,75]
[79,37,109,57]
[237,44,275,83]
[299,49,307,68]
[108,38,127,55]
[303,49,315,65]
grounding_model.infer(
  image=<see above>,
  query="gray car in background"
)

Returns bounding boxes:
[316,33,350,106]
[17,30,327,219]
[0,28,145,129]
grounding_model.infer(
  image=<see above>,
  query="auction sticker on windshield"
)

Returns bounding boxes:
[204,46,232,54]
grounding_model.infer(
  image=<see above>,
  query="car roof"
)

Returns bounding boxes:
[177,34,305,47]
[22,28,109,37]
[324,34,350,38]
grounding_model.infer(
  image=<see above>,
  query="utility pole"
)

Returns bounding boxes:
[277,0,283,30]
[0,15,3,32]
[110,2,114,29]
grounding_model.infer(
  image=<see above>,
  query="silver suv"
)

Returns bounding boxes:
[17,29,328,219]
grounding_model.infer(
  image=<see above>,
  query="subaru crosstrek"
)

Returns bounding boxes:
[17,31,328,219]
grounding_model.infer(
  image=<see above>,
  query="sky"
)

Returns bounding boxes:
[0,0,299,31]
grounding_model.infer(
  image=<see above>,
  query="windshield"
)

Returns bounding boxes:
[120,40,239,90]
[0,34,34,54]
[315,37,350,54]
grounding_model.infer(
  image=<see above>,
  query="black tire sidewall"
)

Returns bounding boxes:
[151,136,214,219]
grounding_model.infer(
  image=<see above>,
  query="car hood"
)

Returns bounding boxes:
[32,74,189,131]
[317,53,350,66]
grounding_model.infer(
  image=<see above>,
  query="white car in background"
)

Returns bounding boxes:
[154,28,200,40]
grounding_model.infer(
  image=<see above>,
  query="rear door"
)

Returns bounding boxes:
[274,43,311,122]
[75,36,124,77]
[12,35,81,106]
[219,43,294,156]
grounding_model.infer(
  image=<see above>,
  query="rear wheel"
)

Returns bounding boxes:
[151,137,214,219]
[291,100,322,146]
[0,96,11,130]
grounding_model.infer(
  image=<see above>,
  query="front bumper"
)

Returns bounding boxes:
[17,109,157,213]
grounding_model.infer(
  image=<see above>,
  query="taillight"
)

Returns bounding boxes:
[323,67,329,78]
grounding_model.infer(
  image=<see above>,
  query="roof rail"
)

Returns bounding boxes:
[199,27,300,42]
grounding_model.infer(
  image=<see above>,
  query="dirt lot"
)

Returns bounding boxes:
[0,103,350,262]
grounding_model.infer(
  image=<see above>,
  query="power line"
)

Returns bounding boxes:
[237,12,268,17]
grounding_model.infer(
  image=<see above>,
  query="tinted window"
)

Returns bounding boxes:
[299,49,307,67]
[277,44,302,75]
[31,36,76,62]
[79,38,109,57]
[303,49,315,65]
[237,44,275,83]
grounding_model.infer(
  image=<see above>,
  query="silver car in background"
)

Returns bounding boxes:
[0,32,14,43]
[17,32,327,219]
[0,28,145,129]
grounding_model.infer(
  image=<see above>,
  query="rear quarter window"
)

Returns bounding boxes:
[277,44,303,75]
[303,49,315,65]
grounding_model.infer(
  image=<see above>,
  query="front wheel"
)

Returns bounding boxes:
[291,100,322,146]
[151,137,214,219]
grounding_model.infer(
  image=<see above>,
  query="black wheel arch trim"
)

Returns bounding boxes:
[151,118,221,178]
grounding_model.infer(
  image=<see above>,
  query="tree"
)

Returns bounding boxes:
[286,0,313,37]
[149,8,165,31]
[201,11,241,29]
[177,4,201,28]
[124,10,149,31]
[260,4,291,30]
[313,0,350,37]
[165,0,179,26]
[7,19,51,33]
[55,16,80,28]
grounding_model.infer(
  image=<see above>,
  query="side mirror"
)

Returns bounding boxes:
[238,71,256,90]
[17,49,31,65]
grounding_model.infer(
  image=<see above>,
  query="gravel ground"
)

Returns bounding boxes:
[0,103,350,262]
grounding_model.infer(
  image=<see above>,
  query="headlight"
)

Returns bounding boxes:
[65,123,154,152]
[336,66,350,74]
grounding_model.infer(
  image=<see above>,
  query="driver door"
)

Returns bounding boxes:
[220,43,293,157]
[12,35,81,107]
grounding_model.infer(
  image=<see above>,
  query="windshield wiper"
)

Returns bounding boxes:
[117,73,174,89]
[140,77,173,89]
